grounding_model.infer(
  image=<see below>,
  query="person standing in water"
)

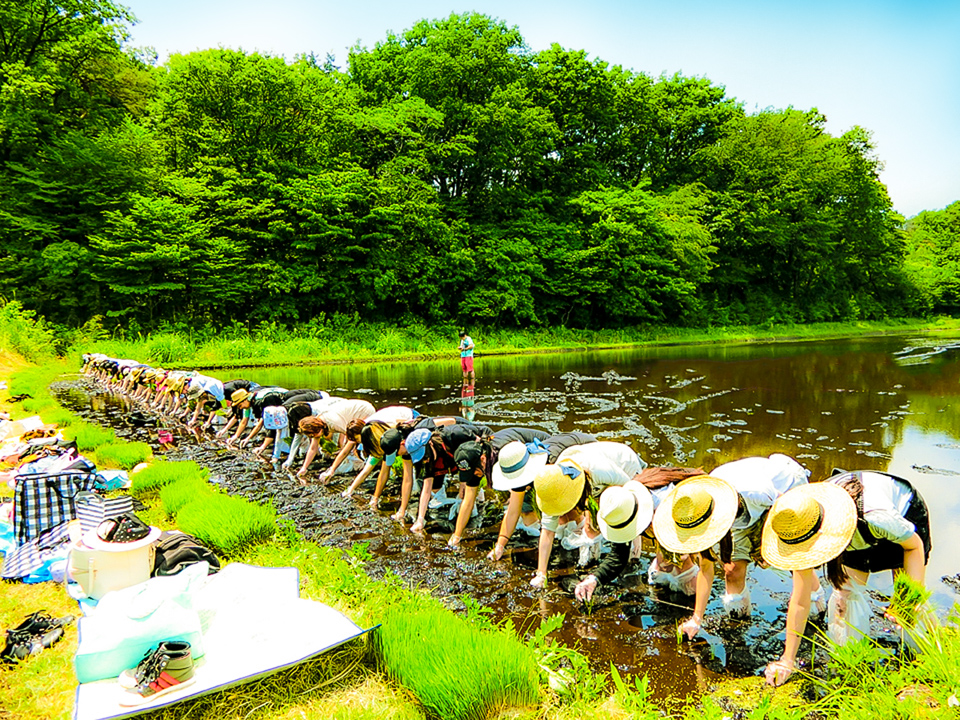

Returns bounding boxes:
[459,330,475,383]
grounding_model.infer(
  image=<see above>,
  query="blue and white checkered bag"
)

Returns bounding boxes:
[12,472,102,546]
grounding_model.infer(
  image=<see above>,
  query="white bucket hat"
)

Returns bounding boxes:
[492,440,550,491]
[598,481,655,543]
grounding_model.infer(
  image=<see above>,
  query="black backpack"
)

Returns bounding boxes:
[152,531,221,576]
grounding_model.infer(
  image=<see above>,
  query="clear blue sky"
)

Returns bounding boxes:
[120,0,959,218]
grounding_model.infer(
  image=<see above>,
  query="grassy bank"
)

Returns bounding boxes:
[3,356,960,720]
[76,316,960,369]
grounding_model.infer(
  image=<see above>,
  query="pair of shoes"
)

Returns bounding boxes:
[118,641,195,707]
[1,611,75,664]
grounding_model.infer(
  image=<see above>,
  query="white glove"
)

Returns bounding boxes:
[530,571,546,589]
[574,575,599,602]
[764,659,795,687]
[680,615,702,640]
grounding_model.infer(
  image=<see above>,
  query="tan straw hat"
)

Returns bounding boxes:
[492,441,550,491]
[534,460,585,516]
[652,475,739,554]
[761,482,857,570]
[231,388,252,404]
[598,481,654,543]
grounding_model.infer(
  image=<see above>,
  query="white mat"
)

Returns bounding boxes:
[74,563,376,720]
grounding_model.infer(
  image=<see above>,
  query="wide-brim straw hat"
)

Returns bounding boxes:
[652,475,739,554]
[598,480,654,543]
[492,441,549,491]
[231,388,252,404]
[761,482,857,570]
[534,459,585,517]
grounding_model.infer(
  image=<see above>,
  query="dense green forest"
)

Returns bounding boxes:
[1,1,957,334]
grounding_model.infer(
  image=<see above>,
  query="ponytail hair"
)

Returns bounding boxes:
[634,466,705,490]
[345,419,366,443]
[826,472,864,589]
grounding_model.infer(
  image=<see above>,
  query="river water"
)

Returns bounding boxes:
[58,333,960,700]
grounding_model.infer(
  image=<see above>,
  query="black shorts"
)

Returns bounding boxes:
[842,489,932,574]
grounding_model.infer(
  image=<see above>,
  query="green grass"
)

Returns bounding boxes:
[374,604,540,720]
[160,472,216,516]
[129,459,208,495]
[76,317,960,370]
[62,422,116,451]
[176,493,277,556]
[92,441,152,469]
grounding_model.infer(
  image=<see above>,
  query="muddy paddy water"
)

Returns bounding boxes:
[57,334,960,700]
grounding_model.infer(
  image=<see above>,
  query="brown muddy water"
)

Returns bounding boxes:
[56,334,960,700]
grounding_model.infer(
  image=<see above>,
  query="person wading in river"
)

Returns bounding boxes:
[531,441,647,588]
[653,456,822,642]
[486,432,599,561]
[573,466,706,603]
[760,469,931,686]
[447,427,550,549]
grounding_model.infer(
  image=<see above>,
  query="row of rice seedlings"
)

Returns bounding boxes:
[130,459,208,494]
[92,441,152,470]
[160,471,216,517]
[63,422,116,451]
[176,493,277,556]
[373,604,540,720]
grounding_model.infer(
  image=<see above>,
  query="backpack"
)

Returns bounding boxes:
[152,531,221,577]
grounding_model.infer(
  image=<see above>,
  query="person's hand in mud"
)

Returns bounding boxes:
[239,437,251,450]
[487,544,505,561]
[530,571,547,589]
[764,658,795,687]
[680,614,702,640]
[574,575,599,602]
[318,469,333,485]
[447,534,461,549]
[410,518,425,534]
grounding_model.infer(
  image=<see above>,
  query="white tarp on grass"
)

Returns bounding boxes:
[74,563,376,720]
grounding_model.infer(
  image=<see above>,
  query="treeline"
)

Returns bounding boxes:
[0,2,954,333]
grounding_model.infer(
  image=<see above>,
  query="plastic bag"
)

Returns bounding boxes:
[648,557,699,596]
[721,588,752,617]
[74,561,208,683]
[827,581,871,646]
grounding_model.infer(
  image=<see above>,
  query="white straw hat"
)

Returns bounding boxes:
[492,441,550,491]
[598,481,654,543]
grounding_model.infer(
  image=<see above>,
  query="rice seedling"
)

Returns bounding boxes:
[176,493,277,555]
[160,472,216,516]
[64,422,116,451]
[374,603,539,720]
[130,459,208,494]
[92,441,152,470]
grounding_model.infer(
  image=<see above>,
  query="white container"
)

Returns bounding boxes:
[68,527,161,600]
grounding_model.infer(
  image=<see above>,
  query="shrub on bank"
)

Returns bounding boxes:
[176,493,277,556]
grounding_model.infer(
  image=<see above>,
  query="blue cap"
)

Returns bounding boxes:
[405,428,432,463]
